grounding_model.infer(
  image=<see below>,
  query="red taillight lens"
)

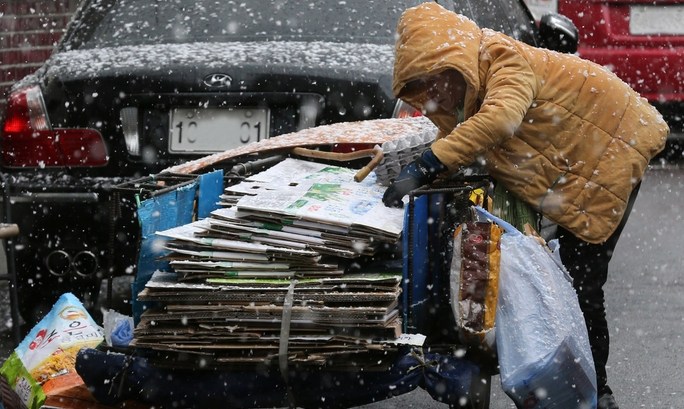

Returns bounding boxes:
[392,99,423,118]
[4,129,108,168]
[1,86,108,168]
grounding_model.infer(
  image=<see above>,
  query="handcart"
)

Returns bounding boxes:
[402,176,498,408]
[80,166,496,409]
[70,124,501,408]
[3,118,600,409]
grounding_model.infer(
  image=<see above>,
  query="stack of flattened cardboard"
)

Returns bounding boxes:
[154,219,336,280]
[132,159,410,367]
[218,158,403,245]
[135,271,403,366]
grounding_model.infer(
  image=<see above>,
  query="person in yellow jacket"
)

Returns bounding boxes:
[382,3,670,409]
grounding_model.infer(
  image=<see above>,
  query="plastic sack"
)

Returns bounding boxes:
[103,310,134,347]
[0,293,104,409]
[475,207,597,408]
[449,221,502,350]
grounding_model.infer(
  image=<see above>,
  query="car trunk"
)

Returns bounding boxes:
[35,41,396,177]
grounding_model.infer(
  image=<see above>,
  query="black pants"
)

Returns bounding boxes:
[556,183,641,395]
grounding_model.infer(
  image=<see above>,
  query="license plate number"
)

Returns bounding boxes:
[169,108,270,153]
[630,5,684,35]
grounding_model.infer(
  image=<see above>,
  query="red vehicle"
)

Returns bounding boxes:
[557,0,684,155]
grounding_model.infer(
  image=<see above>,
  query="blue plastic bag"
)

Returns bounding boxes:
[475,207,597,408]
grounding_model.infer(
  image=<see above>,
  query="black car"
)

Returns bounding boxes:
[0,0,577,326]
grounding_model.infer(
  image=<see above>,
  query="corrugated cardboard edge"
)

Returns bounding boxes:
[162,117,437,175]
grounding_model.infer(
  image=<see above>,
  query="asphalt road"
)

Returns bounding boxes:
[0,162,682,408]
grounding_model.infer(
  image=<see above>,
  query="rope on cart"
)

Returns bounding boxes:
[278,280,298,408]
[408,348,438,373]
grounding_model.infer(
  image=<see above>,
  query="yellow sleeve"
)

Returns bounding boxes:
[431,41,537,170]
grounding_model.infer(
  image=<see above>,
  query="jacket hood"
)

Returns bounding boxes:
[391,3,669,244]
[393,2,482,119]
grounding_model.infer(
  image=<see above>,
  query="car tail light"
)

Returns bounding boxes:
[1,86,108,168]
[392,99,423,118]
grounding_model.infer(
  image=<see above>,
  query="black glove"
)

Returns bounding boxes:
[382,149,447,208]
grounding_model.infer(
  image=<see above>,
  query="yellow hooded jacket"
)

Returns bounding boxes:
[393,3,669,243]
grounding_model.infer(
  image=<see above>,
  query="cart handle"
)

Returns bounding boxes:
[291,146,384,182]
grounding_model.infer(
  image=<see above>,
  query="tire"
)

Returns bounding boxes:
[467,372,492,409]
[655,139,684,163]
[17,273,102,334]
[17,285,58,335]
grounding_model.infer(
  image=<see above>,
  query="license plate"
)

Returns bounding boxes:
[169,108,270,153]
[630,5,684,35]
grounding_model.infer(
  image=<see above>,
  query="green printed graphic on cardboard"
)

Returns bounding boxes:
[304,166,349,179]
[288,199,308,210]
[303,183,346,202]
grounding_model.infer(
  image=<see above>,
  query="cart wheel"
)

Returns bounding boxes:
[461,372,491,409]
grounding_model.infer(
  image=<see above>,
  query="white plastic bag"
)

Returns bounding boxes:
[103,309,134,347]
[475,207,597,409]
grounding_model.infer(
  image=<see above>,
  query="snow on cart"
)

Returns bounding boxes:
[1,116,596,409]
[8,118,600,408]
[64,116,493,408]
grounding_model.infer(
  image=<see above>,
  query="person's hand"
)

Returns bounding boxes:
[382,149,446,207]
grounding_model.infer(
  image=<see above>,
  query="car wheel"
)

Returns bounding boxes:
[464,371,492,409]
[17,286,56,334]
[17,275,102,333]
[655,140,684,163]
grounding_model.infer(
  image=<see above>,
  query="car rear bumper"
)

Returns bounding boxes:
[1,172,139,281]
[9,191,99,204]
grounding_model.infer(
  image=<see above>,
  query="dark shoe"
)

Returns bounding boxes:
[597,392,619,409]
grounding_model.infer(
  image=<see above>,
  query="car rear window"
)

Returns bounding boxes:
[453,0,535,41]
[65,0,428,49]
